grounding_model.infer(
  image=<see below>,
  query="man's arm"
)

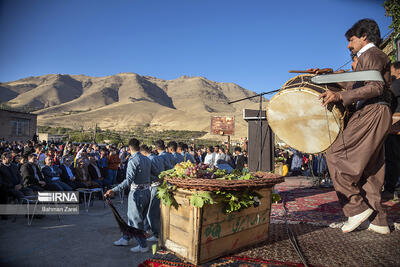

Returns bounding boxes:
[8,164,23,186]
[150,159,161,181]
[14,165,23,186]
[339,51,387,107]
[162,154,173,170]
[112,158,137,193]
[75,147,84,160]
[0,167,14,190]
[21,164,34,187]
[236,156,245,170]
[88,164,100,180]
[41,166,53,184]
[337,81,355,91]
[37,166,45,181]
[59,165,69,183]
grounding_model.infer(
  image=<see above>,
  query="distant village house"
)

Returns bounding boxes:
[38,133,65,143]
[0,108,37,142]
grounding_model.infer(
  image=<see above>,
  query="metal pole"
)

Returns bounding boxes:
[259,94,263,171]
[94,123,97,143]
[227,89,280,105]
[227,88,280,172]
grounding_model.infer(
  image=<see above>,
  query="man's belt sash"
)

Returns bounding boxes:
[151,181,161,187]
[130,183,150,191]
[311,70,383,84]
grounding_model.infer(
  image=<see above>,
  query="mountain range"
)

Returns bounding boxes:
[0,73,264,139]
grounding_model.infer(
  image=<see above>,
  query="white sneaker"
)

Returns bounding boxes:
[147,236,158,242]
[367,224,390,234]
[113,237,129,246]
[130,245,149,253]
[330,220,369,229]
[341,208,374,233]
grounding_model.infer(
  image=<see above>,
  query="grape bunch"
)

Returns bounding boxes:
[197,163,209,170]
[199,172,216,179]
[213,168,226,178]
[174,161,195,177]
[171,162,230,180]
[184,166,198,178]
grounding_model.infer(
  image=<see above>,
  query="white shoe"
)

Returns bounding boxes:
[330,220,369,229]
[341,208,374,233]
[113,237,129,246]
[130,245,149,253]
[367,224,390,234]
[147,236,158,242]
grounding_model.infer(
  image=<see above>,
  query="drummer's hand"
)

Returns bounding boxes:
[104,189,115,199]
[307,68,320,74]
[319,91,342,106]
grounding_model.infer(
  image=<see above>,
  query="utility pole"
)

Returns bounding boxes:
[93,123,97,143]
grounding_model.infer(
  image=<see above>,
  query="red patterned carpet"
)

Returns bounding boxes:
[139,255,310,267]
[271,182,400,226]
[140,178,400,266]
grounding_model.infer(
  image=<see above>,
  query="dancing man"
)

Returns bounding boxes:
[318,19,392,234]
[104,138,151,252]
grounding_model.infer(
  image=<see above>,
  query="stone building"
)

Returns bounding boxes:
[38,133,65,143]
[380,32,399,60]
[0,108,37,142]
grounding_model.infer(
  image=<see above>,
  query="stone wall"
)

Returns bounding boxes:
[0,109,37,142]
[380,33,398,60]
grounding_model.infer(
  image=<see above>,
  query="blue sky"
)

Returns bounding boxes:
[0,0,392,94]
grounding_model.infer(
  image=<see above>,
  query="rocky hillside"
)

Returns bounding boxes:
[1,73,264,139]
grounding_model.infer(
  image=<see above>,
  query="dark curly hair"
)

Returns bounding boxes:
[345,19,382,46]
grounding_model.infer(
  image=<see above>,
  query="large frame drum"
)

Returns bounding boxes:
[266,74,344,154]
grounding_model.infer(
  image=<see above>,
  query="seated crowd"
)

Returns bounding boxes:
[0,139,248,215]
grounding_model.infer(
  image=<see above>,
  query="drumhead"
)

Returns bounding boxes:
[267,87,342,154]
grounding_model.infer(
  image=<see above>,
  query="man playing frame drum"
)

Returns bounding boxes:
[315,19,392,234]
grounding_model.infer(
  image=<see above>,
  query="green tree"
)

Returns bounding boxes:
[384,0,400,34]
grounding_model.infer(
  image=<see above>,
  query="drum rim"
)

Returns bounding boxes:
[273,86,322,98]
[281,73,314,88]
[281,73,334,95]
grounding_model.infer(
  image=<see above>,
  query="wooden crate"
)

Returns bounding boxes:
[160,187,272,265]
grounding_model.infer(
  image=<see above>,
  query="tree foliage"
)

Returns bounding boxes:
[37,125,219,146]
[384,0,400,34]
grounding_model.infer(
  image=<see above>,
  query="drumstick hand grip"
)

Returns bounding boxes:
[289,68,333,74]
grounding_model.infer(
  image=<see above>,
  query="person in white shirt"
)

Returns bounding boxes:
[203,146,216,167]
[215,147,232,166]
